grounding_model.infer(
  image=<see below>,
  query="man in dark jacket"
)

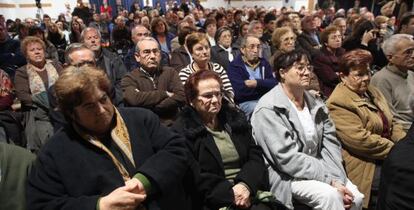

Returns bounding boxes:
[81,27,127,106]
[121,37,185,126]
[124,25,169,72]
[27,65,191,210]
[227,35,277,119]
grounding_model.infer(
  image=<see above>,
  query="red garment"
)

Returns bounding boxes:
[100,5,112,17]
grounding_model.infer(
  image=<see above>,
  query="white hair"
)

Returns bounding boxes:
[382,34,414,56]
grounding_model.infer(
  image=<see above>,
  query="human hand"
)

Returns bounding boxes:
[99,183,146,210]
[125,177,146,195]
[244,80,257,88]
[331,180,354,209]
[232,183,251,209]
[361,30,377,46]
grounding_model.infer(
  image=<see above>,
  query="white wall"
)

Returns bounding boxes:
[0,0,79,21]
[200,0,309,11]
[0,0,311,21]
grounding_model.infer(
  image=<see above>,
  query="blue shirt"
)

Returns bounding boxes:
[245,65,262,80]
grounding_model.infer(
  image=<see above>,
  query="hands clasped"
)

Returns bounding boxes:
[99,178,147,210]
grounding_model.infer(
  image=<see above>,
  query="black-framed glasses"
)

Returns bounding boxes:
[74,60,95,67]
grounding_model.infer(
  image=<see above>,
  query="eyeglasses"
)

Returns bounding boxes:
[135,32,150,37]
[294,63,313,73]
[199,91,222,100]
[349,70,371,79]
[73,60,95,67]
[140,48,161,57]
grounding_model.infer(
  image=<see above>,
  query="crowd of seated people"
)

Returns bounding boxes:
[1,1,414,209]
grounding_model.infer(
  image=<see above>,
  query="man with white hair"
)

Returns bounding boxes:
[371,34,414,131]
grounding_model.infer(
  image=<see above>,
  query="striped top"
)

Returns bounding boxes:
[179,61,234,99]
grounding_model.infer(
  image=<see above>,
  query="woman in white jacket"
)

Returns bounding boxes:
[251,50,363,210]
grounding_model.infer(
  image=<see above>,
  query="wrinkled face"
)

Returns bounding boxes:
[191,78,222,117]
[83,29,101,52]
[69,48,96,66]
[218,30,232,48]
[326,30,342,49]
[135,40,161,71]
[191,39,211,64]
[251,23,263,38]
[72,86,114,136]
[131,26,150,44]
[241,36,261,63]
[279,31,296,52]
[26,42,45,64]
[341,64,371,95]
[280,56,312,89]
[389,39,414,69]
[206,23,217,37]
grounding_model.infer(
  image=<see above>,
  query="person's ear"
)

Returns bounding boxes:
[134,52,141,63]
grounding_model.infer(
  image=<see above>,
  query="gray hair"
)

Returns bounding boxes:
[64,43,95,64]
[240,34,259,48]
[247,20,261,33]
[131,24,150,35]
[135,37,160,52]
[80,27,102,42]
[382,34,414,56]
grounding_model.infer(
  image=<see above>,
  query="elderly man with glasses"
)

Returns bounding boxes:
[121,37,185,126]
[124,25,169,72]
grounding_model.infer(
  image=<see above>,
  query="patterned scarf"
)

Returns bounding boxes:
[74,108,135,181]
[26,60,59,95]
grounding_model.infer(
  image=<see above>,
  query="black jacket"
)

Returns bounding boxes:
[172,104,268,210]
[96,48,127,105]
[377,124,414,210]
[27,108,191,210]
[211,45,240,71]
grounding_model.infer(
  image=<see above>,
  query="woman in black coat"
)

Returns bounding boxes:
[172,70,276,210]
[211,27,240,71]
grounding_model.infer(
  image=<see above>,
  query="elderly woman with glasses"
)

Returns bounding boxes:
[179,32,234,101]
[252,49,364,210]
[326,49,406,209]
[172,70,276,210]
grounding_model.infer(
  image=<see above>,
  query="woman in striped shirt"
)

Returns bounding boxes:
[179,32,234,101]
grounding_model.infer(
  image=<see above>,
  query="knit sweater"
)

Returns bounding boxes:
[179,61,234,99]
